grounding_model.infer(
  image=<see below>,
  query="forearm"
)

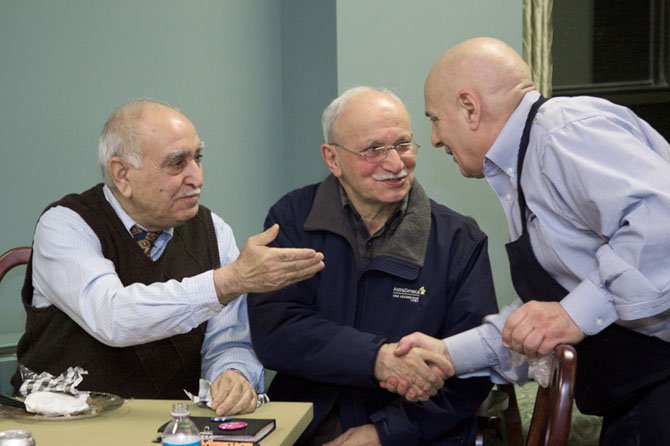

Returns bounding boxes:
[445,300,530,383]
[32,207,223,347]
[202,296,264,392]
[36,266,221,346]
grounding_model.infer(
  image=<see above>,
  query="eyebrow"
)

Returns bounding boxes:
[365,134,413,148]
[162,146,202,165]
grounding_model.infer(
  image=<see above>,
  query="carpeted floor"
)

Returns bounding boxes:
[514,382,602,445]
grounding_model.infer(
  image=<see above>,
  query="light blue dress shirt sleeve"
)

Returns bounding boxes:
[445,300,529,384]
[30,191,263,391]
[201,213,264,391]
[446,93,670,383]
[525,98,670,337]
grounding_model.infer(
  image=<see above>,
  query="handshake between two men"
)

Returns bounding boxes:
[375,300,587,402]
[374,333,453,403]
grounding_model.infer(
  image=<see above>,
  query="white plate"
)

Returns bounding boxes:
[0,392,124,421]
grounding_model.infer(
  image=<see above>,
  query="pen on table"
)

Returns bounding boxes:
[210,417,232,422]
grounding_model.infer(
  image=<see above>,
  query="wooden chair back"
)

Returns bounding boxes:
[0,247,31,282]
[526,344,577,446]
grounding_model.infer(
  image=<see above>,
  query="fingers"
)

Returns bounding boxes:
[218,230,326,300]
[508,320,534,353]
[250,223,280,246]
[253,253,325,291]
[521,330,545,357]
[394,333,419,356]
[375,344,444,397]
[419,348,454,378]
[502,305,527,348]
[409,350,445,392]
[405,387,419,402]
[209,370,257,415]
[272,247,323,262]
[502,301,586,356]
[376,341,456,403]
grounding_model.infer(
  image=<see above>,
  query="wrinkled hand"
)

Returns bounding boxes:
[209,369,257,415]
[374,343,450,402]
[379,332,454,402]
[323,424,380,446]
[502,301,585,357]
[214,224,325,304]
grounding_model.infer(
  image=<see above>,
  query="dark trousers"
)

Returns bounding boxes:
[599,378,670,446]
[296,408,342,446]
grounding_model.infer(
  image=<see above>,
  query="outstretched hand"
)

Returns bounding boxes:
[214,224,325,304]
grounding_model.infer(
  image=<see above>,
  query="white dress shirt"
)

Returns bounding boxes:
[30,185,264,390]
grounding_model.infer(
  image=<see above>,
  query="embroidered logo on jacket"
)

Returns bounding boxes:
[392,286,426,303]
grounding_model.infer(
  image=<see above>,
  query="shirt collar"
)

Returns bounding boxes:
[102,184,174,238]
[484,91,541,182]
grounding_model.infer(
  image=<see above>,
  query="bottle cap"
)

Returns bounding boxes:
[170,403,190,417]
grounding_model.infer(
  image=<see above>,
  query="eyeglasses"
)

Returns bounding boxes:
[331,140,420,164]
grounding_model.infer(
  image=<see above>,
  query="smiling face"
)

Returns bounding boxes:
[111,104,204,231]
[321,91,416,216]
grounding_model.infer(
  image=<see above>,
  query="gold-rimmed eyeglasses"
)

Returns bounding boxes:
[331,140,420,164]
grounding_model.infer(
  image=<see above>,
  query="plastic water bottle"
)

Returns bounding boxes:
[161,403,201,446]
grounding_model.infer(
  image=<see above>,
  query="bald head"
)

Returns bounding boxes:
[426,37,534,119]
[322,86,408,144]
[424,38,535,178]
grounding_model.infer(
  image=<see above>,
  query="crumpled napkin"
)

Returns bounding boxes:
[18,366,88,397]
[18,366,90,416]
[183,379,270,409]
[24,391,90,416]
[511,352,553,387]
[183,379,214,407]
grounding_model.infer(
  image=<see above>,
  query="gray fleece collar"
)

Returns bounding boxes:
[304,175,430,267]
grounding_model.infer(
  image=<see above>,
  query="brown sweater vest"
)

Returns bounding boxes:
[12,184,220,398]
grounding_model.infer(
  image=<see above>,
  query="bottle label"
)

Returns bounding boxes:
[162,436,201,446]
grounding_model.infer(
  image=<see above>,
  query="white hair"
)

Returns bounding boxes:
[98,98,178,187]
[321,86,404,144]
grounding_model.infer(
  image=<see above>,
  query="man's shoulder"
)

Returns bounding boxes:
[427,199,487,242]
[270,182,321,213]
[46,183,104,211]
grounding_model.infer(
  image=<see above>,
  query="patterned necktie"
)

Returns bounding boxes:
[130,225,161,258]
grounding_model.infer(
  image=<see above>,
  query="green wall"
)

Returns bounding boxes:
[0,0,292,393]
[335,0,522,306]
[0,1,522,392]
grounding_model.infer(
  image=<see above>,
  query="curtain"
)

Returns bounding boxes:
[523,0,553,97]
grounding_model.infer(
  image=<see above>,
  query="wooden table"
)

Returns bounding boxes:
[0,399,312,445]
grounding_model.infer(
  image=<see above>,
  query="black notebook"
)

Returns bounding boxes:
[158,416,275,443]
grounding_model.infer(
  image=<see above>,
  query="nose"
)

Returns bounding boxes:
[184,158,204,188]
[380,146,407,171]
[430,127,443,149]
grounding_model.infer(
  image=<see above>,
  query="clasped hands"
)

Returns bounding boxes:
[379,301,585,402]
[375,339,453,403]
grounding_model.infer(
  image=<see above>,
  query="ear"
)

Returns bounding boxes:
[456,90,481,130]
[108,156,133,198]
[321,144,342,177]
